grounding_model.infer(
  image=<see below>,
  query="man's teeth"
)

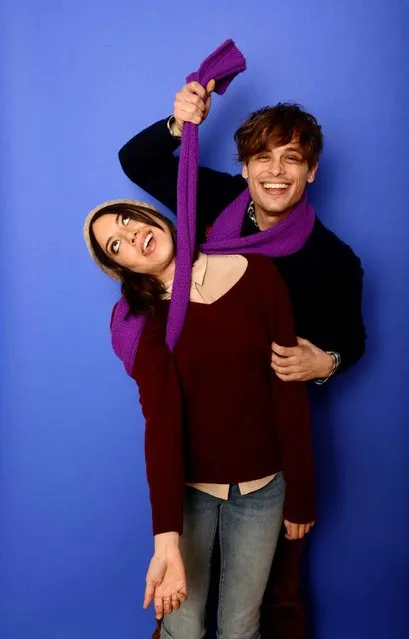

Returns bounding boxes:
[263,183,289,190]
[143,232,153,251]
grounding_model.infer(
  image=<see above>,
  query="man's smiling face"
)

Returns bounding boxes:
[242,138,318,229]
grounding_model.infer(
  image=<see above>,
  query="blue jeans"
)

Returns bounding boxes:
[161,473,285,639]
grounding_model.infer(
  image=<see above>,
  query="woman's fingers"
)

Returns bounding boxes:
[177,588,187,602]
[171,594,180,612]
[146,547,187,618]
[154,590,186,618]
[162,596,172,616]
[284,520,315,540]
[143,581,155,610]
[154,595,164,621]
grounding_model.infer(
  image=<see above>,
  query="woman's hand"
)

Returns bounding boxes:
[284,520,315,540]
[143,532,187,621]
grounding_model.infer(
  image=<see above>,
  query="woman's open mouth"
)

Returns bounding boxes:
[141,230,156,256]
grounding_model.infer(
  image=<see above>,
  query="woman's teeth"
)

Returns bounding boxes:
[143,232,153,252]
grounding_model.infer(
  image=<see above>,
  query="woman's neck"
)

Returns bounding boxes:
[158,258,176,288]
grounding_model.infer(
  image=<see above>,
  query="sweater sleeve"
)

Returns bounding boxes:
[267,263,316,524]
[118,118,247,241]
[132,317,185,536]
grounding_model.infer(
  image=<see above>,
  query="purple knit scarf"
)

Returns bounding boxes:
[111,40,315,376]
[202,189,313,256]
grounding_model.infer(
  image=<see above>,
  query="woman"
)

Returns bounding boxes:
[84,198,315,639]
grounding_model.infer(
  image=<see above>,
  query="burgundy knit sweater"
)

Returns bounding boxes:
[133,255,315,535]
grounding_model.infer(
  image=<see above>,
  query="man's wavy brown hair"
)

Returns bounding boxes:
[234,103,324,168]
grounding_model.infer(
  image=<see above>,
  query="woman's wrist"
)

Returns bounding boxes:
[154,531,180,552]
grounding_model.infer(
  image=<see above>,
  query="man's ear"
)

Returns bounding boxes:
[242,164,248,180]
[307,163,318,184]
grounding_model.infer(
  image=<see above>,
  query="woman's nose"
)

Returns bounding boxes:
[127,228,139,244]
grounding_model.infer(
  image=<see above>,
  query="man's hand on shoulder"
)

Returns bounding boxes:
[171,79,216,135]
[271,337,335,382]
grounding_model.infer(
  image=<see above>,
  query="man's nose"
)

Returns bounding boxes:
[268,158,285,176]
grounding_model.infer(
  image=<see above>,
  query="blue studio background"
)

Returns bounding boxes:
[1,1,408,638]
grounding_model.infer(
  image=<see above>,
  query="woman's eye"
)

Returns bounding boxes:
[122,216,130,226]
[111,240,120,255]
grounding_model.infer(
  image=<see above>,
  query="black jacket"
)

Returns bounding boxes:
[118,118,366,374]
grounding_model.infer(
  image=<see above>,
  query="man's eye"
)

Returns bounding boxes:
[286,155,301,162]
[122,216,130,226]
[257,154,270,161]
[111,240,120,254]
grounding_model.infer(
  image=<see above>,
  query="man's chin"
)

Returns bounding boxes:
[257,196,292,217]
[264,207,291,218]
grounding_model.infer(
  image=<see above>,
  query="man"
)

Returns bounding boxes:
[118,80,366,638]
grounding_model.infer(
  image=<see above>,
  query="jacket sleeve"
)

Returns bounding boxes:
[267,262,316,524]
[323,252,366,375]
[310,244,366,376]
[132,318,185,536]
[118,118,247,241]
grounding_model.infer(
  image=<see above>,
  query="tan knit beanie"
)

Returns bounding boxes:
[83,199,160,280]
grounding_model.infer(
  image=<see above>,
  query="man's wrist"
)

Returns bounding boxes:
[322,352,335,377]
[315,351,341,385]
[167,115,183,138]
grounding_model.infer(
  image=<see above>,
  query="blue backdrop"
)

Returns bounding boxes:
[1,1,408,638]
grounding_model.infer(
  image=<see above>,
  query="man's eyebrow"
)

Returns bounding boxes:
[105,214,121,253]
[256,146,304,155]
